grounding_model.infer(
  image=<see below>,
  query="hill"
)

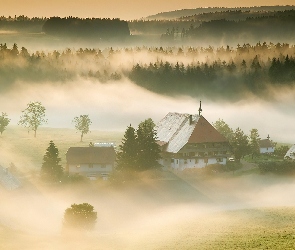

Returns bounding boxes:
[146,5,295,20]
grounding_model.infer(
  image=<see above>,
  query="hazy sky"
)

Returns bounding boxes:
[2,0,295,20]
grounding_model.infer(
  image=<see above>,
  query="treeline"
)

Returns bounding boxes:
[183,10,295,43]
[42,17,130,39]
[0,15,46,32]
[128,20,199,35]
[1,42,295,100]
[128,54,295,100]
[146,6,295,20]
[179,10,279,22]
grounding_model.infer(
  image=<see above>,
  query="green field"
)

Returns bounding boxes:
[1,206,295,249]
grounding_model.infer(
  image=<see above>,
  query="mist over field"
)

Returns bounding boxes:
[0,77,295,143]
[1,5,295,249]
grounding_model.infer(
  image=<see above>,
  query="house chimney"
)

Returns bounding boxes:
[198,101,202,116]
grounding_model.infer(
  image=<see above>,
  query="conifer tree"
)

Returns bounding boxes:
[41,141,63,182]
[116,125,138,171]
[136,118,161,170]
[249,128,261,159]
[230,128,250,162]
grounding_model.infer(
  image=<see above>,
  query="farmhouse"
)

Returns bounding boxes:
[259,135,275,154]
[66,146,116,180]
[156,104,231,170]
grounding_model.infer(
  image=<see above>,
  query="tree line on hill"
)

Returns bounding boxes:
[1,42,295,100]
[146,6,295,20]
[128,53,295,100]
[179,10,280,22]
[0,15,46,32]
[42,17,130,39]
[128,19,199,35]
[177,10,295,43]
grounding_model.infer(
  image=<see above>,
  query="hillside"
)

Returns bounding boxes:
[146,5,295,20]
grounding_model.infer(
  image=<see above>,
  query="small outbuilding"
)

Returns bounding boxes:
[66,146,116,180]
[259,135,275,154]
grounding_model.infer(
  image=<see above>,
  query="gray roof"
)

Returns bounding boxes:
[66,147,116,164]
[285,144,295,159]
[156,112,228,153]
[156,112,198,153]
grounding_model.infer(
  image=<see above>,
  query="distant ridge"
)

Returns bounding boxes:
[145,5,295,20]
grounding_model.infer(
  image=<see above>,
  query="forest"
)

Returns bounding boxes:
[42,17,130,39]
[0,15,46,32]
[1,8,294,43]
[0,42,295,101]
[146,5,295,20]
[183,10,295,43]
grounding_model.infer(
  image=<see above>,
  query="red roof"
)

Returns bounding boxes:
[188,116,228,143]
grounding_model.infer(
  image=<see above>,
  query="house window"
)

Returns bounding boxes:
[216,158,223,162]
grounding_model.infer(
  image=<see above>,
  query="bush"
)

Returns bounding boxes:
[63,203,97,230]
[258,160,295,174]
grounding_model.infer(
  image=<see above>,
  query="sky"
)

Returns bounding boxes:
[1,0,295,20]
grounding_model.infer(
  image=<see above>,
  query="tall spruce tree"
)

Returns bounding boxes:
[249,128,261,159]
[116,125,138,171]
[230,128,250,162]
[41,141,63,182]
[136,118,161,170]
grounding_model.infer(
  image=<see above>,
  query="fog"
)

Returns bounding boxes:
[1,172,295,249]
[1,76,295,143]
[1,26,295,249]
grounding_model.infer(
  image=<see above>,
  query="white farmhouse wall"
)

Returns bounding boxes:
[260,147,274,154]
[166,157,226,170]
[69,163,113,176]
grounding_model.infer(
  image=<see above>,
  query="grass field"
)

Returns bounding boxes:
[0,126,123,172]
[1,205,295,249]
[2,126,295,249]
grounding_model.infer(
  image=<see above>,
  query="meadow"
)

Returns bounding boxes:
[0,126,123,172]
[1,127,295,249]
